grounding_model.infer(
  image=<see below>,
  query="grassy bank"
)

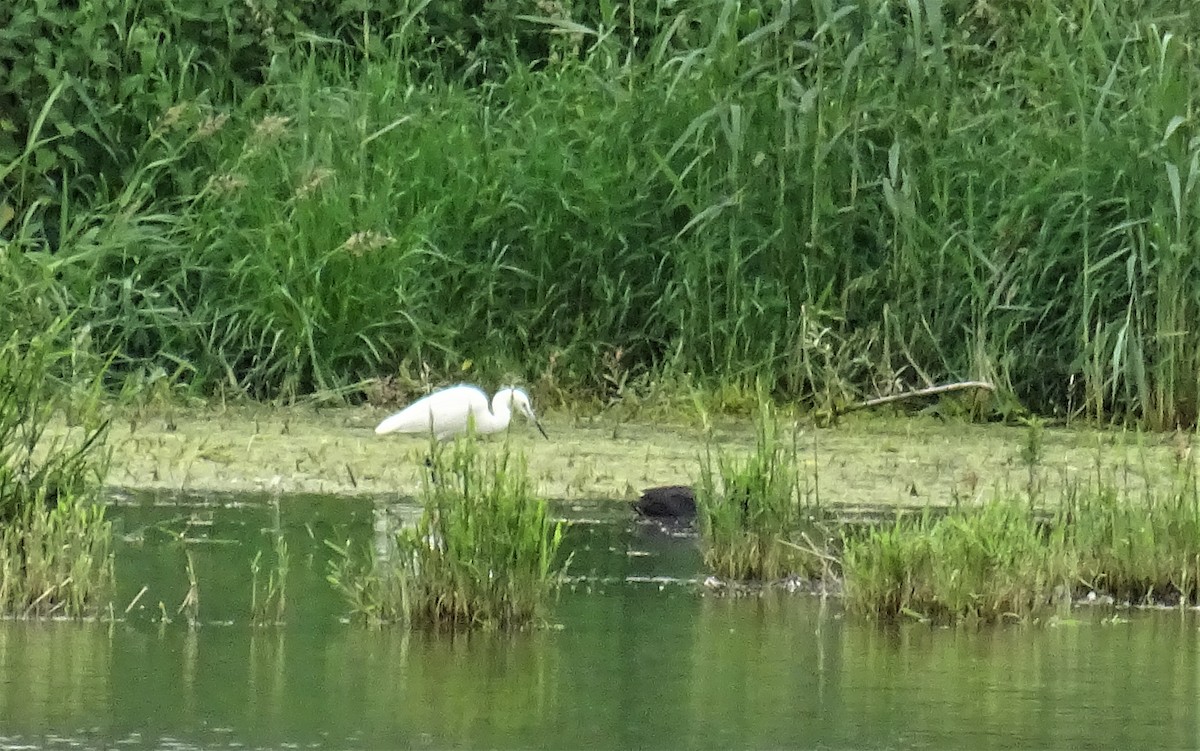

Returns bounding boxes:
[3,1,1199,427]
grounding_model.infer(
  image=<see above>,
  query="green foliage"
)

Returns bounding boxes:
[326,538,409,625]
[4,1,1200,425]
[697,400,823,580]
[250,532,290,625]
[328,435,566,629]
[0,0,268,231]
[0,319,113,617]
[841,473,1200,623]
[0,322,110,523]
[0,496,114,618]
[841,503,1070,624]
[1068,476,1200,604]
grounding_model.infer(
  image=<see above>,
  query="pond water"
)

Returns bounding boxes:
[0,493,1196,750]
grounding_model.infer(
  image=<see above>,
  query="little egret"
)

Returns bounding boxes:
[374,385,549,441]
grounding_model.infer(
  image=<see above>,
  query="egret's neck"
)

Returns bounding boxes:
[481,389,515,433]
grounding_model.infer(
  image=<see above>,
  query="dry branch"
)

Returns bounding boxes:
[837,381,996,416]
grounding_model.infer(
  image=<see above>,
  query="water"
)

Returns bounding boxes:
[0,493,1196,750]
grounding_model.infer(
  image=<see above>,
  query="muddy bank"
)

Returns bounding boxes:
[92,405,1185,503]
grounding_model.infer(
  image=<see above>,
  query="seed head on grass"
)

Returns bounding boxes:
[207,172,249,194]
[252,114,292,142]
[294,167,335,199]
[194,112,229,139]
[337,231,395,257]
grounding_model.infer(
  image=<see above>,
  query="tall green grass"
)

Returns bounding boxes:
[697,400,824,580]
[328,435,566,629]
[4,1,1198,425]
[1069,475,1200,604]
[841,470,1200,623]
[841,502,1072,624]
[0,497,113,618]
[0,320,114,617]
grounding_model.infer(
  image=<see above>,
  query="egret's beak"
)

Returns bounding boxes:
[517,400,550,439]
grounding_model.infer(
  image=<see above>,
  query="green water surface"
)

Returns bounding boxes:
[0,493,1195,749]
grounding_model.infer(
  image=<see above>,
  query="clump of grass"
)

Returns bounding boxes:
[1069,477,1200,605]
[0,496,114,617]
[0,320,114,618]
[250,532,290,626]
[326,538,408,625]
[1018,417,1046,501]
[841,471,1200,623]
[0,324,111,524]
[841,502,1071,624]
[328,436,566,629]
[696,401,823,581]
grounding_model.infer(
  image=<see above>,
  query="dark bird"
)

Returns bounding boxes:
[632,485,696,519]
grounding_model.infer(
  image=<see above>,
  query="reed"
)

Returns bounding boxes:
[328,435,566,629]
[250,532,290,626]
[697,400,823,581]
[841,470,1200,622]
[4,2,1198,426]
[0,320,113,618]
[178,549,200,628]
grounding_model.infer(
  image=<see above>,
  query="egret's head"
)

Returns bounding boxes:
[502,387,549,439]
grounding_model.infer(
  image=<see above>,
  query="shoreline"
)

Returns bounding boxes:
[85,405,1185,504]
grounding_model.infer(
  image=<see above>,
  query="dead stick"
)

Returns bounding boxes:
[837,381,995,415]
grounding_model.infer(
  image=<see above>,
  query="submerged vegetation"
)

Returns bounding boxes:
[0,1,1197,426]
[328,436,566,629]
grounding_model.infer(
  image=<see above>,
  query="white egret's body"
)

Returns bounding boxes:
[374,384,548,441]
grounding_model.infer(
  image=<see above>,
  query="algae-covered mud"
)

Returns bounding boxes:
[92,406,1185,504]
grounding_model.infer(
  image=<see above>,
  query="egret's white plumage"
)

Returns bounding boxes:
[374,384,548,441]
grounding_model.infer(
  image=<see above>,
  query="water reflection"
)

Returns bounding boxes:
[0,622,112,735]
[0,494,1195,749]
[838,616,1200,749]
